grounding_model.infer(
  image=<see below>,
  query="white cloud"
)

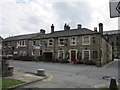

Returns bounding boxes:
[0,0,118,38]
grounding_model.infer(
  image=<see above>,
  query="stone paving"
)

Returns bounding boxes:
[8,68,46,83]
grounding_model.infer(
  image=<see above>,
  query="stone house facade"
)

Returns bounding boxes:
[103,30,120,59]
[2,23,113,66]
[2,33,44,59]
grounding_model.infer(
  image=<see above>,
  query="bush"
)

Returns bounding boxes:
[20,56,34,61]
[36,56,44,61]
[55,58,69,63]
[76,60,83,64]
[85,60,96,65]
[13,56,34,61]
[2,55,13,60]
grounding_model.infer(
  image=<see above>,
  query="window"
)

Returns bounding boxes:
[58,38,64,46]
[116,36,118,41]
[32,50,35,56]
[19,41,22,46]
[19,40,27,46]
[24,41,27,45]
[71,37,76,45]
[83,50,90,60]
[33,41,36,46]
[112,42,114,46]
[82,36,90,45]
[48,39,53,46]
[5,43,7,46]
[58,50,64,59]
[22,41,24,46]
[117,43,119,46]
[19,51,27,56]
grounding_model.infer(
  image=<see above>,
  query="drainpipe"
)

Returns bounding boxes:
[99,23,103,67]
[99,36,102,67]
[53,38,56,62]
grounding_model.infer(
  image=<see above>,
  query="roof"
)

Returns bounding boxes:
[3,33,40,42]
[43,28,100,38]
[3,28,101,41]
[0,36,3,40]
[103,30,120,35]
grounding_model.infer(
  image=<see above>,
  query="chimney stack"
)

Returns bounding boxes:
[99,23,103,34]
[64,23,67,30]
[40,29,45,34]
[77,24,82,29]
[94,27,97,32]
[67,25,70,30]
[51,24,54,33]
[64,23,70,30]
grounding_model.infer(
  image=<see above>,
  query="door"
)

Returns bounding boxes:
[43,52,53,62]
[71,51,76,61]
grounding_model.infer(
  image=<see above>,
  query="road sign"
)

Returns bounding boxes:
[109,0,120,18]
[116,1,120,13]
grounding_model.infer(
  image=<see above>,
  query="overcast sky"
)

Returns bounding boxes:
[0,0,119,38]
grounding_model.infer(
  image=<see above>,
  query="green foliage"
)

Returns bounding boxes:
[2,78,24,89]
[0,78,2,90]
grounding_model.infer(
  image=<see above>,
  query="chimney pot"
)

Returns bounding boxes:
[77,24,82,29]
[64,23,70,30]
[40,29,45,34]
[94,27,97,32]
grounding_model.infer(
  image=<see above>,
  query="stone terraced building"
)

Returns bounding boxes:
[103,30,120,59]
[2,23,113,66]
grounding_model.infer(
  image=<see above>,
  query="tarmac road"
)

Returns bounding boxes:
[9,59,119,88]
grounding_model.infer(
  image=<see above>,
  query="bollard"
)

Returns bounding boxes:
[37,69,45,76]
[8,66,14,76]
[109,78,118,90]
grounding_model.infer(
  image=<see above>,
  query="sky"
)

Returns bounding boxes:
[0,0,119,38]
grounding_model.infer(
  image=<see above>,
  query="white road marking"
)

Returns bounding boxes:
[43,76,52,82]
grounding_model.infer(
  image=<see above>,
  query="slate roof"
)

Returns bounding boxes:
[103,30,120,35]
[0,36,3,40]
[3,33,40,42]
[3,28,101,41]
[43,28,100,38]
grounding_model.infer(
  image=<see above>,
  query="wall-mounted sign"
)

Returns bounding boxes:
[33,45,41,49]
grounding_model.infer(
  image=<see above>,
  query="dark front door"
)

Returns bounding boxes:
[71,51,76,62]
[43,52,52,62]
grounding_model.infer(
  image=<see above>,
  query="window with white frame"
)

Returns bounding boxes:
[82,35,90,45]
[83,50,90,60]
[71,37,76,45]
[58,50,64,59]
[19,40,27,46]
[48,39,53,46]
[58,38,64,46]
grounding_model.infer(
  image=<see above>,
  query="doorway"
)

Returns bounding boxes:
[71,51,76,62]
[43,52,53,62]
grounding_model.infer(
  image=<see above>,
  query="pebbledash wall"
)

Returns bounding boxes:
[2,23,113,66]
